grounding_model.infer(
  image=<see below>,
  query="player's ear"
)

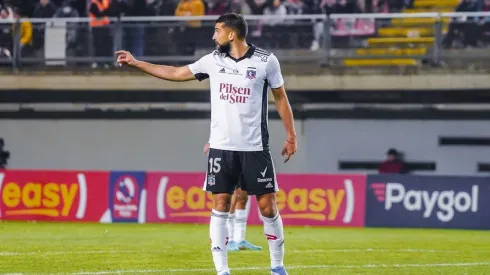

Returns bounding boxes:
[228,31,235,41]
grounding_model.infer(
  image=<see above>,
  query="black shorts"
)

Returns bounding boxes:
[203,148,278,195]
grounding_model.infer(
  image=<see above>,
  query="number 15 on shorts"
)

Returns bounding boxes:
[209,157,222,174]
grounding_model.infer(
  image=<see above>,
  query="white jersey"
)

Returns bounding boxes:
[188,44,284,152]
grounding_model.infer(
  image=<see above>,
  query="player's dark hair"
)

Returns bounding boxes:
[216,13,248,40]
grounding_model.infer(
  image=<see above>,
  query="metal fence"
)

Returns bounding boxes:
[1,12,490,70]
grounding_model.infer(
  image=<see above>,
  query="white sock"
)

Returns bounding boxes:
[227,213,235,242]
[245,196,252,216]
[262,212,285,269]
[210,209,230,274]
[234,209,247,243]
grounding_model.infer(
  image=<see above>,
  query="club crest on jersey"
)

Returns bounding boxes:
[207,174,216,186]
[246,67,256,80]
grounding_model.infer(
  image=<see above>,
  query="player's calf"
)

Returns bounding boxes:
[257,193,286,273]
[210,193,232,275]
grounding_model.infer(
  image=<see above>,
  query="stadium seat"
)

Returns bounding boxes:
[343,0,458,67]
[391,17,451,26]
[413,0,461,8]
[356,48,427,56]
[367,37,435,46]
[403,7,454,13]
[378,27,437,37]
[343,59,418,66]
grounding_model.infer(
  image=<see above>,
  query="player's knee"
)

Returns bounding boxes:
[212,193,232,212]
[257,193,277,218]
[236,189,248,206]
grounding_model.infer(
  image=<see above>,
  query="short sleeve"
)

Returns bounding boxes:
[265,54,284,89]
[188,54,210,82]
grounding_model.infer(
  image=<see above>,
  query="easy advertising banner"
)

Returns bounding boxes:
[0,170,109,222]
[366,175,490,229]
[145,172,366,227]
[145,172,211,224]
[248,174,366,227]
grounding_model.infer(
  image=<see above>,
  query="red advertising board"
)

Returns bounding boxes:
[146,172,211,224]
[0,170,109,222]
[146,172,366,227]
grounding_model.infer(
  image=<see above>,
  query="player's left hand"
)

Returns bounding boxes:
[203,143,210,156]
[281,138,297,163]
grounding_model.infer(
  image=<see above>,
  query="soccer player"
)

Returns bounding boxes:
[204,142,263,252]
[115,13,297,275]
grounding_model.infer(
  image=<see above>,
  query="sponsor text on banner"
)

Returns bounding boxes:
[0,170,109,221]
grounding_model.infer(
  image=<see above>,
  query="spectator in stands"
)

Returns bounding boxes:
[205,0,228,15]
[478,0,490,45]
[0,138,9,169]
[378,148,407,174]
[0,5,13,61]
[285,0,303,14]
[89,0,112,68]
[144,0,179,56]
[174,0,205,56]
[1,3,13,19]
[12,7,33,57]
[261,0,288,48]
[263,0,287,25]
[33,0,57,17]
[32,0,57,58]
[303,0,324,51]
[119,0,148,58]
[54,0,79,60]
[229,0,245,13]
[443,0,480,48]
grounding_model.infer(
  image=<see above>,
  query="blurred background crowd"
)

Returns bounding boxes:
[0,0,489,69]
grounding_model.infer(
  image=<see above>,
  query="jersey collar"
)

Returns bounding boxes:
[226,43,256,63]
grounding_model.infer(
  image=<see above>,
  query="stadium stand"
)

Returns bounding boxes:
[344,0,459,67]
[0,0,489,70]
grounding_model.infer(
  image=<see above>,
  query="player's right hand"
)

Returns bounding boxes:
[115,50,137,66]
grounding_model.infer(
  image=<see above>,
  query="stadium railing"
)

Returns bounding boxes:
[0,12,489,70]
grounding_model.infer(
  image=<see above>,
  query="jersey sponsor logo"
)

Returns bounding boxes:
[257,178,273,183]
[219,68,225,73]
[260,167,268,177]
[219,83,251,104]
[258,166,273,183]
[229,69,241,75]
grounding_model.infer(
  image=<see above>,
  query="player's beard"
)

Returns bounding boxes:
[216,41,231,54]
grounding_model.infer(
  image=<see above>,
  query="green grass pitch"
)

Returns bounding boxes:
[1,221,489,274]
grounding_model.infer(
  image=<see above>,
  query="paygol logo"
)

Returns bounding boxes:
[371,183,479,222]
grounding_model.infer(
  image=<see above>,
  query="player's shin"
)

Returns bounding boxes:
[210,209,230,274]
[227,213,235,241]
[262,211,285,269]
[233,209,247,243]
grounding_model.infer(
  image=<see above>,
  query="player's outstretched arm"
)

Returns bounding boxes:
[115,50,196,82]
[272,86,297,163]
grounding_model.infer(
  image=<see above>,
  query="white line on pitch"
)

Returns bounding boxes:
[0,248,477,257]
[5,262,487,275]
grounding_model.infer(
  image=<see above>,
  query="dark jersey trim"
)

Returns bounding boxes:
[195,73,209,81]
[261,80,270,150]
[255,48,272,56]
